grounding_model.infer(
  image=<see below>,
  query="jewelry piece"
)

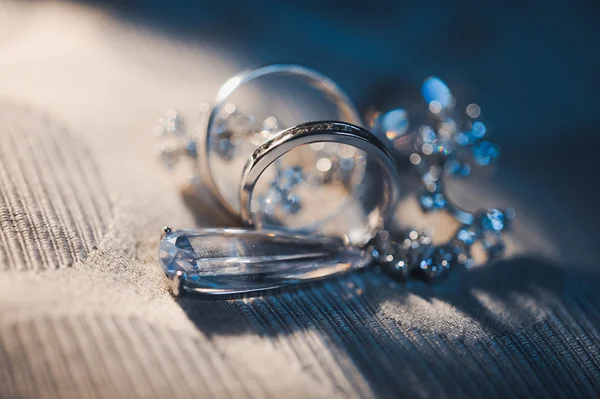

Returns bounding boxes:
[368,76,514,280]
[155,67,514,297]
[159,227,373,296]
[158,119,400,296]
[155,64,363,222]
[240,121,400,245]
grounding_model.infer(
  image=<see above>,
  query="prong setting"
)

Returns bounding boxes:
[161,226,172,240]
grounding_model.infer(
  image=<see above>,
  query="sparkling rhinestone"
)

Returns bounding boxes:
[156,109,183,137]
[159,232,196,277]
[420,125,436,144]
[377,108,410,140]
[389,258,410,280]
[340,157,354,171]
[454,132,469,146]
[422,77,452,108]
[211,108,262,161]
[215,135,235,161]
[419,195,434,210]
[227,110,256,135]
[262,188,282,214]
[481,209,505,232]
[155,109,192,168]
[482,231,505,259]
[260,116,281,141]
[263,116,278,131]
[415,245,454,282]
[457,253,474,268]
[405,230,432,262]
[378,242,412,281]
[367,231,412,280]
[472,141,500,166]
[470,121,487,139]
[185,140,197,158]
[446,158,471,177]
[419,192,447,212]
[276,166,304,191]
[457,227,477,245]
[282,193,302,215]
[474,209,508,258]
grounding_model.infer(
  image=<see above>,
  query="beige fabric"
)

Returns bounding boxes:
[1,2,598,399]
[0,3,367,397]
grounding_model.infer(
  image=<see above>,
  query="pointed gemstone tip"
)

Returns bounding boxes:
[161,226,174,240]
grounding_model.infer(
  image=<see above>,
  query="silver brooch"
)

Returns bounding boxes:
[154,64,514,297]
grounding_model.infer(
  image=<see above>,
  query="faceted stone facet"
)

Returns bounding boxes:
[159,228,372,294]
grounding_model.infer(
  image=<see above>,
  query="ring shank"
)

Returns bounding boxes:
[240,121,400,245]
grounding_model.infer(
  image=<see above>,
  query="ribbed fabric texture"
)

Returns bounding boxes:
[1,265,599,398]
[0,2,598,398]
[0,106,112,271]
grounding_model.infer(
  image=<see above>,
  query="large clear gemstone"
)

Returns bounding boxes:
[159,228,372,294]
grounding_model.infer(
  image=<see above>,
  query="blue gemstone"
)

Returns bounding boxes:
[457,228,477,245]
[282,193,302,215]
[471,121,487,138]
[276,166,304,191]
[472,141,500,166]
[422,77,452,108]
[481,209,505,232]
[446,159,471,177]
[419,192,447,211]
[378,108,409,139]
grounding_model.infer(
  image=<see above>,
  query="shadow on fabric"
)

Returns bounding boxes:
[175,257,600,397]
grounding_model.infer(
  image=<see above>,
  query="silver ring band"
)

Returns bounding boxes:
[240,121,400,244]
[199,64,363,219]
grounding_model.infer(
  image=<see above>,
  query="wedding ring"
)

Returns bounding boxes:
[200,64,363,220]
[240,121,400,245]
[156,70,513,297]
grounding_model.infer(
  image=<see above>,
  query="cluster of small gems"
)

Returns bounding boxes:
[156,75,514,287]
[307,142,357,186]
[369,206,511,282]
[155,104,364,221]
[154,109,195,169]
[258,164,305,218]
[369,77,513,281]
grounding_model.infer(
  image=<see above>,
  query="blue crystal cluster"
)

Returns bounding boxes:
[260,165,305,217]
[371,77,512,282]
[371,207,511,282]
[155,105,363,224]
[155,76,513,286]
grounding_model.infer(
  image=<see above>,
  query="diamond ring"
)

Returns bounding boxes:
[160,227,373,296]
[155,67,514,297]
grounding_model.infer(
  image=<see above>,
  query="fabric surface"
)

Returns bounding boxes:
[0,2,599,398]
